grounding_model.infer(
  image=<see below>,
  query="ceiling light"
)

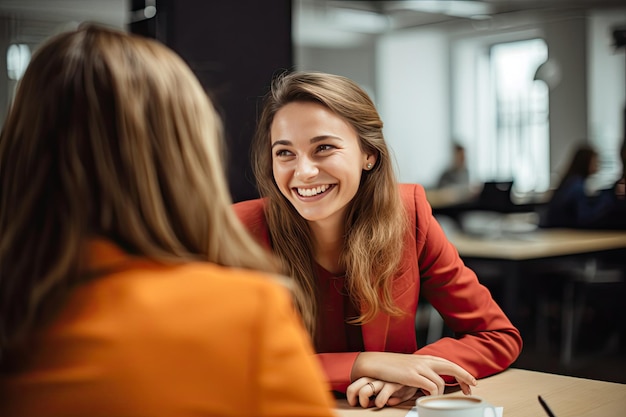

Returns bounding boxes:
[330,8,390,33]
[389,0,493,19]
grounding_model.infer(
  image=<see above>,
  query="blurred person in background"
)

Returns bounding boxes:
[437,143,470,189]
[592,139,626,229]
[541,144,623,229]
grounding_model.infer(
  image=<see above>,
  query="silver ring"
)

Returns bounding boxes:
[367,382,376,397]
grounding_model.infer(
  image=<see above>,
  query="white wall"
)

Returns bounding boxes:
[588,9,626,187]
[377,28,450,187]
[0,19,9,126]
[543,14,589,179]
[297,42,377,100]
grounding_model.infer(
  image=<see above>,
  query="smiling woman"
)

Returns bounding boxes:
[270,101,375,229]
[233,70,522,410]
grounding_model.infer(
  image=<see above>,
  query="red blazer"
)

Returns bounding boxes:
[0,240,335,416]
[233,184,523,393]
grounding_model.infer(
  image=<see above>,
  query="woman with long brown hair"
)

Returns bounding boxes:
[0,25,334,416]
[235,71,522,409]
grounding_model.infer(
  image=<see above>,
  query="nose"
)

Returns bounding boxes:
[294,156,319,180]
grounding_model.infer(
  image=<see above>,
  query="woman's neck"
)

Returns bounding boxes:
[309,220,345,275]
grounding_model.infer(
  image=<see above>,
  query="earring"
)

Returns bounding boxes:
[366,163,373,170]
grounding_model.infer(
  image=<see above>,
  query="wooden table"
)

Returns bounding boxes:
[449,228,626,261]
[334,368,626,416]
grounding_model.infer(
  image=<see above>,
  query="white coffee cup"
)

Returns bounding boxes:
[416,395,497,417]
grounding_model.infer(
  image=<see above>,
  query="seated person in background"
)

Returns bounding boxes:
[0,25,334,417]
[234,71,522,409]
[591,139,626,229]
[437,143,470,188]
[541,144,621,229]
[615,139,626,203]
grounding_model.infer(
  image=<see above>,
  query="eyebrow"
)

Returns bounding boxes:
[271,135,342,149]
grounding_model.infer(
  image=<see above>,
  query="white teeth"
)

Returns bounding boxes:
[297,184,330,197]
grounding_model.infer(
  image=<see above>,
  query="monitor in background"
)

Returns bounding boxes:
[478,181,515,212]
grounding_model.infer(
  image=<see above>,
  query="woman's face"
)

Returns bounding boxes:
[270,101,374,229]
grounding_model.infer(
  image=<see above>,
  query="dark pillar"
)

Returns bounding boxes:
[129,0,293,202]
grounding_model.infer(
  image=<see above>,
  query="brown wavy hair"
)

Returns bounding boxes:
[252,71,408,334]
[0,24,278,355]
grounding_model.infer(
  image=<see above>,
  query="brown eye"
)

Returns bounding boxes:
[316,144,334,153]
[275,149,293,157]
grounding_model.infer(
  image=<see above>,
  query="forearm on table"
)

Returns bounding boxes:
[415,329,522,379]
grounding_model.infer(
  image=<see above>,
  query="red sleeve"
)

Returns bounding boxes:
[408,184,523,379]
[232,199,272,248]
[315,352,360,393]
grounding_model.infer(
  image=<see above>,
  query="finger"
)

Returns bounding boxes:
[458,380,472,395]
[358,387,370,408]
[410,373,443,396]
[358,381,377,408]
[446,380,473,395]
[377,384,417,408]
[346,390,357,407]
[416,369,446,395]
[449,371,477,393]
[346,383,358,406]
[386,397,404,407]
[386,388,418,407]
[423,369,446,395]
[373,383,393,409]
[387,395,410,407]
[436,361,477,387]
[346,377,371,407]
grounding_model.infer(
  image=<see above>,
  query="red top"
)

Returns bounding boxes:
[314,264,364,354]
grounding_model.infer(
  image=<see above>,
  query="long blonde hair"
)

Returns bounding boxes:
[252,71,407,334]
[0,24,278,354]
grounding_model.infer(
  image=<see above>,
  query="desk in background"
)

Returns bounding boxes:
[449,228,626,261]
[447,228,626,318]
[448,228,626,365]
[425,184,549,217]
[334,368,626,417]
[425,186,479,209]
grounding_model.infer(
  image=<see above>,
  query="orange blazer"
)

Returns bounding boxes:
[0,240,336,417]
[233,184,523,393]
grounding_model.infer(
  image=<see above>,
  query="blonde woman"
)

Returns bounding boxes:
[0,26,334,416]
[234,71,523,409]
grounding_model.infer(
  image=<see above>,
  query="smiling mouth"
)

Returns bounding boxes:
[295,184,334,197]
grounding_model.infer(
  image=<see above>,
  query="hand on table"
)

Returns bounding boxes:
[346,377,418,409]
[351,352,477,397]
